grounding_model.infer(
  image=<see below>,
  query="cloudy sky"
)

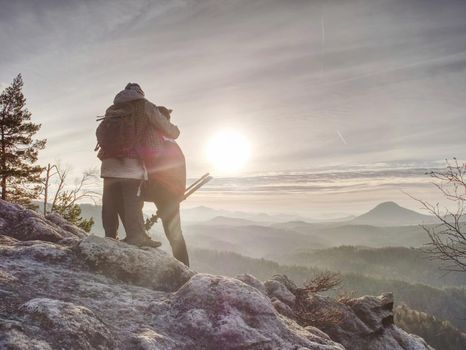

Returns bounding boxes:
[1,0,465,216]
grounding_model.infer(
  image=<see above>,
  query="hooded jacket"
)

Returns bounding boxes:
[100,89,180,180]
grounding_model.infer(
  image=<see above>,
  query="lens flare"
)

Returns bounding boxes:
[206,130,251,174]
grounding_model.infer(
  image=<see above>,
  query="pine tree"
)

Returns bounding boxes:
[0,74,46,207]
[52,194,95,233]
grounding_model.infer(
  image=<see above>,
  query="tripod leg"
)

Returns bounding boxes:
[183,176,213,200]
[185,173,210,193]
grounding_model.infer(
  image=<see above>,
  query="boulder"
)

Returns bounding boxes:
[149,273,345,350]
[77,235,195,292]
[301,293,434,350]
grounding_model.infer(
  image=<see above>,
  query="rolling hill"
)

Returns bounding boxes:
[181,223,329,258]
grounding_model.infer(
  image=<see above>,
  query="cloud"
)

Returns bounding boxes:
[196,163,439,195]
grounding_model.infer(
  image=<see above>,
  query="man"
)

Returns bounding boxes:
[97,83,180,248]
[143,106,189,266]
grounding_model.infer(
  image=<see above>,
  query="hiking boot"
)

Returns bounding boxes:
[124,234,161,248]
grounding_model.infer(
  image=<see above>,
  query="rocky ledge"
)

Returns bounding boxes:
[0,200,433,349]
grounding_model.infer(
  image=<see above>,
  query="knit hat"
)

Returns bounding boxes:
[125,83,144,97]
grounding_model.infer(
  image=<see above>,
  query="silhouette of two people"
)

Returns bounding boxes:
[97,83,189,266]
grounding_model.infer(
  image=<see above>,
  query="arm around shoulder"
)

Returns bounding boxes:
[144,101,180,139]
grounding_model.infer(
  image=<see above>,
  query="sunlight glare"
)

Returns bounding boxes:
[206,130,251,174]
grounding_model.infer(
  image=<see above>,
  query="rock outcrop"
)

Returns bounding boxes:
[78,235,194,292]
[0,200,434,349]
[300,293,433,350]
[0,201,87,243]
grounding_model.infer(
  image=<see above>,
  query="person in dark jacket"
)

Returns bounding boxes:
[143,106,189,266]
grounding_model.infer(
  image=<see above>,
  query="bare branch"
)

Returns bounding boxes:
[409,159,466,273]
[303,272,342,294]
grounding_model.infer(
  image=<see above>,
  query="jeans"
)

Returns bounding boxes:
[102,178,146,240]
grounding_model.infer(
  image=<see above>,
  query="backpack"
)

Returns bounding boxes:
[95,102,142,160]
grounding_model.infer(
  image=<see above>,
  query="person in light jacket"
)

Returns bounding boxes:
[98,83,179,247]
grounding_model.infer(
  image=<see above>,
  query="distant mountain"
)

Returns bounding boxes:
[75,203,316,235]
[180,219,433,259]
[181,223,329,258]
[319,215,357,222]
[65,202,432,251]
[272,221,337,231]
[182,206,312,224]
[44,201,434,250]
[351,201,435,226]
[204,216,259,226]
[271,221,430,249]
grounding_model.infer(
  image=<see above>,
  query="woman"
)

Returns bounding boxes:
[141,106,189,266]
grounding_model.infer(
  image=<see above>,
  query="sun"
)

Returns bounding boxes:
[206,130,251,174]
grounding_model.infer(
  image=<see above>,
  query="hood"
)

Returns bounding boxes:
[113,89,145,104]
[105,89,146,118]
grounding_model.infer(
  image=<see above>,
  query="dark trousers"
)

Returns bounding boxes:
[102,178,146,240]
[152,187,189,267]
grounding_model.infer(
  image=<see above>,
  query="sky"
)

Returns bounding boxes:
[1,0,465,217]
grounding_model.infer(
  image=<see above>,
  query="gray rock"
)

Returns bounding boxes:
[77,235,194,292]
[265,279,296,307]
[46,212,88,239]
[0,236,72,263]
[0,199,85,243]
[271,297,296,319]
[235,273,266,294]
[345,293,394,332]
[149,273,345,350]
[20,298,115,349]
[303,293,434,350]
[0,318,53,350]
[0,236,171,350]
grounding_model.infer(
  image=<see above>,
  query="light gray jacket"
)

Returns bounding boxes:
[100,89,180,180]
